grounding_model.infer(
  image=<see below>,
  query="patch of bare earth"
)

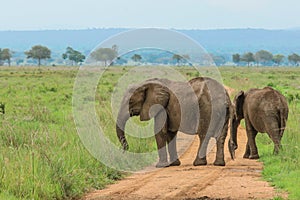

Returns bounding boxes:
[83,87,287,200]
[83,127,288,200]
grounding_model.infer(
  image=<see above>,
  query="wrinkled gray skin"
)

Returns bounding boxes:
[229,87,289,160]
[116,77,231,168]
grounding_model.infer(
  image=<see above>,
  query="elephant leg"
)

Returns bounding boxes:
[213,119,229,166]
[193,134,208,166]
[154,112,169,168]
[269,134,281,155]
[245,119,259,159]
[243,141,251,158]
[155,132,169,168]
[266,121,282,154]
[167,131,181,166]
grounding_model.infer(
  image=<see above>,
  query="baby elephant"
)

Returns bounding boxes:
[229,87,289,159]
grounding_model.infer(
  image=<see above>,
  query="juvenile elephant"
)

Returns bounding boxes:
[116,77,231,167]
[229,87,289,159]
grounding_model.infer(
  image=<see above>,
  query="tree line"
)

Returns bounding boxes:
[232,50,300,66]
[1,45,300,67]
[0,45,85,66]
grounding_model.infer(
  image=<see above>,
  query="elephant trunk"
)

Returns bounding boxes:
[228,117,239,159]
[116,105,130,151]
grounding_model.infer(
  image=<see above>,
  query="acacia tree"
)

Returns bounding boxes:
[131,54,142,63]
[62,47,85,65]
[90,47,117,66]
[0,48,13,66]
[232,53,240,65]
[272,54,285,66]
[288,53,300,66]
[241,52,255,67]
[25,45,51,66]
[255,50,273,66]
[172,54,183,65]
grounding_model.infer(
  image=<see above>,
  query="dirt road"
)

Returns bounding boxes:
[83,124,287,200]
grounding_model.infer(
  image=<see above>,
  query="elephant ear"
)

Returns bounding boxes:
[129,85,147,103]
[140,83,170,121]
[235,90,245,119]
[152,84,170,107]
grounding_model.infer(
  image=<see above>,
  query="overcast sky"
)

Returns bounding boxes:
[1,0,300,31]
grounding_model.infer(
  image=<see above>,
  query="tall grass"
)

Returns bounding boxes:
[0,67,123,199]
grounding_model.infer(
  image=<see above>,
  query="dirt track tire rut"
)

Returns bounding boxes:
[83,126,287,200]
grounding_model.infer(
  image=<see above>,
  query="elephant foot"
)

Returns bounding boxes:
[249,154,259,159]
[243,153,250,159]
[169,159,181,166]
[156,161,170,168]
[193,157,207,166]
[273,148,280,155]
[213,159,225,166]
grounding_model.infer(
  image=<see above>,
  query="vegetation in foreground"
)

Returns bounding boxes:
[0,67,125,199]
[0,66,299,199]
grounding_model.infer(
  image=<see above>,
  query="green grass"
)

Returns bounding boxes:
[220,66,300,200]
[0,66,299,199]
[0,67,125,199]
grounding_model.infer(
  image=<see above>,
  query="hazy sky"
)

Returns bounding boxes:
[1,0,300,30]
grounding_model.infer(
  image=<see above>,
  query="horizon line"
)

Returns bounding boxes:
[0,27,298,32]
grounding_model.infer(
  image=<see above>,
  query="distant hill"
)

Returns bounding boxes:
[0,28,126,54]
[181,29,300,55]
[1,28,300,61]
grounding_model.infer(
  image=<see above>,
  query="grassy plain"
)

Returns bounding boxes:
[0,66,299,199]
[0,67,124,199]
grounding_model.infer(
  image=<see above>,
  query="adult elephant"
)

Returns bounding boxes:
[229,87,289,160]
[116,77,231,168]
